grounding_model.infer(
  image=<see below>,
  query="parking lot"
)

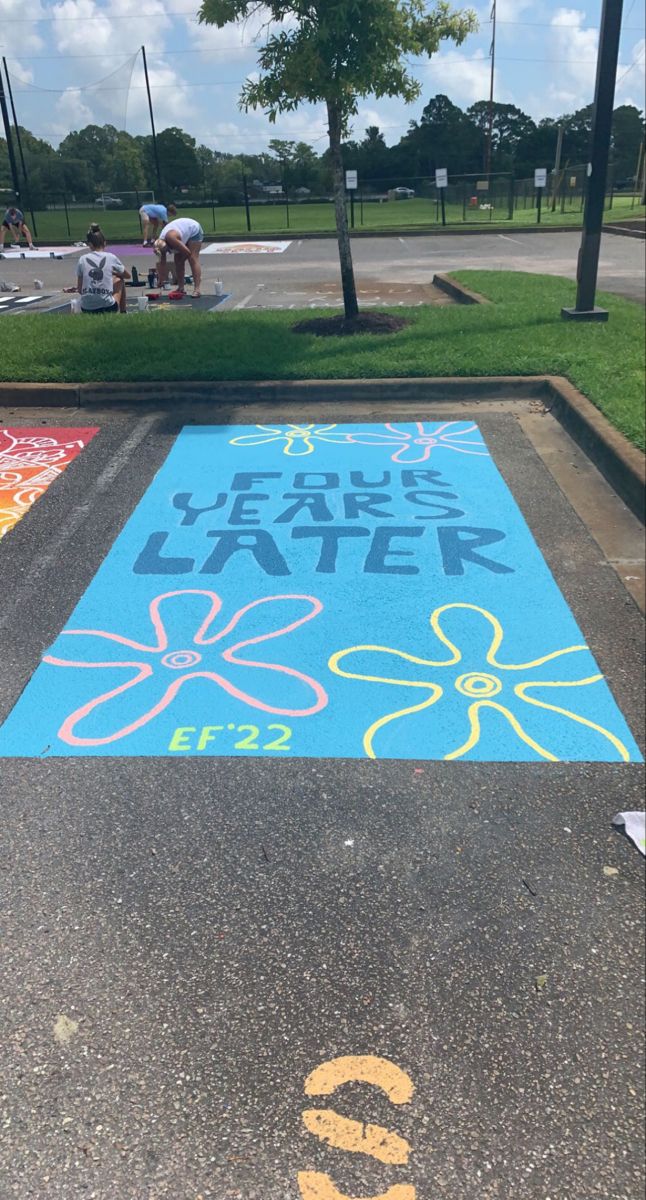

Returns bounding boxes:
[0,229,644,315]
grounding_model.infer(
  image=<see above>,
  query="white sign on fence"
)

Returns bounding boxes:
[534,168,548,188]
[345,170,358,190]
[435,167,448,188]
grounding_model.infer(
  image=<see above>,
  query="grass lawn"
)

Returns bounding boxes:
[28,195,646,242]
[4,271,644,450]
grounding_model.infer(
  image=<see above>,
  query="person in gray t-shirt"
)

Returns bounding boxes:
[76,224,130,313]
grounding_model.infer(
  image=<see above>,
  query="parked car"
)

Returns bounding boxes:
[391,186,415,199]
[94,196,124,208]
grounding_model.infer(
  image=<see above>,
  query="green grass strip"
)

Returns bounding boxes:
[3,270,644,450]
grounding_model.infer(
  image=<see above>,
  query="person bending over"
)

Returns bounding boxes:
[154,216,203,297]
[1,206,35,250]
[76,224,130,314]
[139,201,177,246]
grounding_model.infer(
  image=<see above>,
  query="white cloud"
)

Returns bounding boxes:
[539,13,644,117]
[185,5,295,64]
[615,38,645,105]
[50,0,171,71]
[425,49,496,106]
[0,0,46,57]
[351,108,388,136]
[48,87,95,139]
[545,7,598,109]
[122,57,194,132]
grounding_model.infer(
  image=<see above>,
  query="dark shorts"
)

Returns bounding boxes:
[82,302,119,314]
[2,221,19,231]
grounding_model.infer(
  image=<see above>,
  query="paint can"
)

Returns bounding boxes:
[137,295,149,312]
[214,279,224,296]
[70,296,82,314]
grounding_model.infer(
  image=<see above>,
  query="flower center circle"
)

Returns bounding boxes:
[161,649,202,670]
[415,436,437,446]
[455,671,502,698]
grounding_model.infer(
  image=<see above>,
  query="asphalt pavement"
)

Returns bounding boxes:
[0,399,644,1199]
[0,229,644,313]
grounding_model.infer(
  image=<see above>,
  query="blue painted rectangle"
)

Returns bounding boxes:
[0,421,641,761]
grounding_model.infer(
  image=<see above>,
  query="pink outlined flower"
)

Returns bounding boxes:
[43,590,328,747]
[346,421,488,464]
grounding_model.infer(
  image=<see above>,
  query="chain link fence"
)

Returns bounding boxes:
[5,165,637,242]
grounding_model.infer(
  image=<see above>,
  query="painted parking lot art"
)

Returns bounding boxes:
[0,427,98,539]
[0,421,640,761]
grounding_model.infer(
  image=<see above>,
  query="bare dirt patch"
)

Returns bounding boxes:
[292,312,410,336]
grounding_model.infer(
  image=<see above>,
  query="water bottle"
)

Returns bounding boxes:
[131,265,139,286]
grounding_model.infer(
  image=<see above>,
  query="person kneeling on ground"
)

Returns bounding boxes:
[154,216,203,298]
[1,206,35,250]
[139,201,177,246]
[75,224,130,313]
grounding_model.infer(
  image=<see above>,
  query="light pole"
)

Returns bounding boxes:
[562,0,624,322]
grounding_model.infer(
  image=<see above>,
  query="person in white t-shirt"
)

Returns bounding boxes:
[75,224,129,313]
[154,217,203,297]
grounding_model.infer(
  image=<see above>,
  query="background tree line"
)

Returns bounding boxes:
[1,96,643,208]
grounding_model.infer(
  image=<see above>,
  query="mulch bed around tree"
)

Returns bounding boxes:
[292,312,410,336]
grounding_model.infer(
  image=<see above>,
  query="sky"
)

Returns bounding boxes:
[0,0,644,154]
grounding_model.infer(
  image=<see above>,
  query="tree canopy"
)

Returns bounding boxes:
[1,100,643,205]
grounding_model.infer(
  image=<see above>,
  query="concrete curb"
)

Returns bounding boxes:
[542,375,645,521]
[1,375,643,522]
[432,273,489,304]
[602,223,646,240]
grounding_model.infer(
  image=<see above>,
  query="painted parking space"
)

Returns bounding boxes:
[43,292,230,315]
[0,426,98,539]
[0,246,72,259]
[0,420,640,760]
[202,240,293,254]
[0,293,53,313]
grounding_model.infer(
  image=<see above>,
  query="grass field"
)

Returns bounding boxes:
[3,271,644,450]
[24,194,646,243]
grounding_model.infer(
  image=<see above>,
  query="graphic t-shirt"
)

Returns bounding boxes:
[77,251,125,311]
[159,218,203,245]
[141,203,168,221]
[3,209,23,226]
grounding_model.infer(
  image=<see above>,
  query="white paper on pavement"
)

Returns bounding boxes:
[613,811,646,855]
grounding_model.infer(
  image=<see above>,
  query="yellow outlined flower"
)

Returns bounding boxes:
[229,424,350,457]
[328,603,631,762]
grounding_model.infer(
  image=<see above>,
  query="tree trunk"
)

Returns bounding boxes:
[327,98,359,320]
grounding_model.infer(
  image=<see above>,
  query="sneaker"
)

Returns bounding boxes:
[142,240,150,247]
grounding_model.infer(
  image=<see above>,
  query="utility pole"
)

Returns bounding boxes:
[562,0,623,322]
[484,0,496,177]
[0,62,20,202]
[551,123,564,211]
[141,45,162,194]
[3,58,37,236]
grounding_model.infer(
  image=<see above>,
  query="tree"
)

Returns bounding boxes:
[355,126,391,185]
[106,131,146,192]
[560,105,594,164]
[155,127,201,192]
[59,124,119,187]
[198,0,477,321]
[611,104,645,181]
[402,93,480,175]
[467,101,536,171]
